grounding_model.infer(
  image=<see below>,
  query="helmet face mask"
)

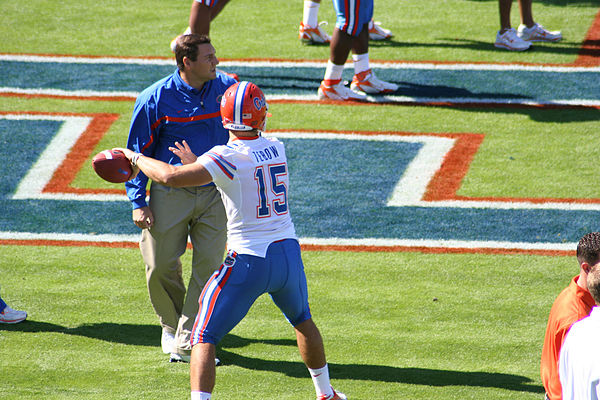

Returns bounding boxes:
[221,81,268,132]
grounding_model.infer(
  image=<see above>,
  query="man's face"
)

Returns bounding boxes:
[185,43,219,82]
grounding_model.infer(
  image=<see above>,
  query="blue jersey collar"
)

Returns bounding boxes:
[173,70,211,96]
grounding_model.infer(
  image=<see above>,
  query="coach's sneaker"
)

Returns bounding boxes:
[161,329,175,354]
[368,20,393,41]
[318,79,367,101]
[169,353,222,366]
[169,352,191,363]
[0,305,27,324]
[299,21,331,44]
[494,28,531,51]
[170,26,192,52]
[517,23,562,42]
[350,69,398,94]
[318,388,347,400]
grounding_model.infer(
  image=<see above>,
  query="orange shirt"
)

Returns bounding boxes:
[540,275,595,400]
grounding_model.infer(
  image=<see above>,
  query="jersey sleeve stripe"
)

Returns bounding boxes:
[206,153,236,180]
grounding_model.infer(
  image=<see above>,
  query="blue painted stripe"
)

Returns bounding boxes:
[1,61,598,102]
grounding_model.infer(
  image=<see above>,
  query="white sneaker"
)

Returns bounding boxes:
[169,352,191,363]
[350,69,398,94]
[517,23,562,42]
[494,28,531,51]
[0,305,27,324]
[318,79,367,101]
[169,353,221,366]
[170,26,192,52]
[161,329,175,354]
[368,20,393,41]
[299,21,331,44]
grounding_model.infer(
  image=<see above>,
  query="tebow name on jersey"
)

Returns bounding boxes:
[251,145,280,163]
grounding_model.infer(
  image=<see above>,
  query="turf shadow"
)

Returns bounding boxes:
[0,320,161,346]
[220,333,297,348]
[370,37,586,57]
[216,348,543,393]
[447,104,600,123]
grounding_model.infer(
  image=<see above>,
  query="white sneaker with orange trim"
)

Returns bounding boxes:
[299,21,331,44]
[350,69,398,94]
[317,388,347,400]
[368,20,393,41]
[318,79,367,101]
[494,28,531,51]
[0,305,27,324]
[517,23,562,42]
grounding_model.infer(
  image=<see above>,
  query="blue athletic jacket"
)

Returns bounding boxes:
[125,70,236,209]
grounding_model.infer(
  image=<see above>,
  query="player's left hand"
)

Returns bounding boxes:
[169,140,198,164]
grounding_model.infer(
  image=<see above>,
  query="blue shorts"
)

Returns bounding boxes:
[332,0,374,36]
[195,0,218,6]
[190,239,312,345]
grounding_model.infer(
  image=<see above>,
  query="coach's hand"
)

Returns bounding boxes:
[133,206,154,229]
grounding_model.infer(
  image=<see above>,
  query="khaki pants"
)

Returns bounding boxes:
[140,183,227,356]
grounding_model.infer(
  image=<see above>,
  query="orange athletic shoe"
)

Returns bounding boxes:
[299,21,331,44]
[318,79,367,101]
[351,69,398,94]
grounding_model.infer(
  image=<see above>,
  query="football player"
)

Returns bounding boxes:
[115,81,347,400]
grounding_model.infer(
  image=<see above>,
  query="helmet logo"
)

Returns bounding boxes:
[253,96,266,111]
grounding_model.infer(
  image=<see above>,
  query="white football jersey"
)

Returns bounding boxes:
[198,135,297,257]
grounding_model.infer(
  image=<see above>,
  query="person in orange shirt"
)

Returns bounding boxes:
[540,232,599,400]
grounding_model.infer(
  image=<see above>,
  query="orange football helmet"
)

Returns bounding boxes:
[220,81,269,131]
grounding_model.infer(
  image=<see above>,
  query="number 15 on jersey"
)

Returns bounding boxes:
[254,163,288,218]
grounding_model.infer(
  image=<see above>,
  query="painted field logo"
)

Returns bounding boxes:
[0,112,597,255]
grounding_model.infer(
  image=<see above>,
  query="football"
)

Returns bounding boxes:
[92,149,134,183]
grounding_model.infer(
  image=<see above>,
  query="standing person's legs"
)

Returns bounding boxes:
[517,0,534,28]
[498,0,513,32]
[173,186,227,359]
[141,184,194,351]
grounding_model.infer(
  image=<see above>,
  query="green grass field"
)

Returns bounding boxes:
[1,0,599,399]
[0,246,578,399]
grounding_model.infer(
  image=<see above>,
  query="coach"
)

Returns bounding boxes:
[125,34,236,362]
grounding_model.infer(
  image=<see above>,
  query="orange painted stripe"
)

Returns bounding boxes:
[0,239,573,256]
[574,8,600,66]
[43,113,120,193]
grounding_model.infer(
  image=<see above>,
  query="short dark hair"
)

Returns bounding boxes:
[175,34,212,71]
[576,232,600,266]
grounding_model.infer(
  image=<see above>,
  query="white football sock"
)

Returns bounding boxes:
[303,0,321,28]
[352,53,370,75]
[324,61,344,81]
[191,391,211,400]
[308,364,334,398]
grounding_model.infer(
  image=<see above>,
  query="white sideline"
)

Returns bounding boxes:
[0,231,577,252]
[2,53,599,72]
